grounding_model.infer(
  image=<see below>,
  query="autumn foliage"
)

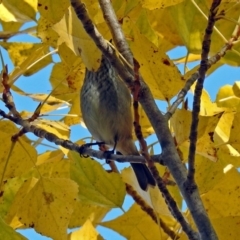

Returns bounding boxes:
[0,0,240,240]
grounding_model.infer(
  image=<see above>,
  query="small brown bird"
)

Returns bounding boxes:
[80,56,155,190]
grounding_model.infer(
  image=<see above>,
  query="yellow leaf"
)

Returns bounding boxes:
[68,220,103,240]
[34,160,70,179]
[0,120,30,143]
[171,109,222,161]
[155,165,183,209]
[130,28,184,100]
[101,203,168,239]
[50,63,80,96]
[6,177,39,226]
[202,165,240,219]
[214,111,240,167]
[57,42,85,93]
[36,150,64,165]
[0,42,52,77]
[32,119,70,138]
[216,85,240,109]
[147,8,183,47]
[0,121,37,180]
[122,154,182,212]
[65,94,81,126]
[0,24,36,40]
[0,177,26,221]
[25,93,70,105]
[52,7,101,70]
[7,177,78,240]
[194,87,223,116]
[9,44,52,84]
[37,16,59,48]
[50,43,84,125]
[121,167,140,190]
[0,217,27,240]
[177,1,240,64]
[132,105,154,139]
[69,151,125,208]
[13,92,69,114]
[213,2,240,66]
[82,0,105,25]
[69,201,109,228]
[0,42,52,72]
[168,1,206,53]
[122,167,176,217]
[219,146,240,168]
[174,53,201,64]
[194,154,225,194]
[167,0,239,57]
[215,112,234,145]
[228,112,240,153]
[0,0,37,22]
[0,21,22,32]
[193,135,217,162]
[135,8,159,46]
[141,0,184,10]
[223,43,240,67]
[122,0,139,16]
[38,0,69,24]
[211,216,240,240]
[232,81,240,98]
[49,45,85,125]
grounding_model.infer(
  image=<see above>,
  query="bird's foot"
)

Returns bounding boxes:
[103,149,115,164]
[79,141,105,157]
[99,140,117,164]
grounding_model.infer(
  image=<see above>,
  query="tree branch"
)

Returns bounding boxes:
[99,0,133,65]
[187,0,221,184]
[125,184,180,240]
[166,11,239,120]
[70,0,217,238]
[0,108,166,165]
[109,157,179,239]
[70,1,199,237]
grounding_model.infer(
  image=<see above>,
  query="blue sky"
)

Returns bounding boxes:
[1,21,240,240]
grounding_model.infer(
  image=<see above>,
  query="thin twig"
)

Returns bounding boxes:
[166,40,235,119]
[166,12,240,120]
[108,155,178,239]
[151,166,199,239]
[125,184,180,240]
[0,109,165,165]
[191,0,227,43]
[0,26,37,40]
[132,59,196,236]
[187,0,222,183]
[2,65,21,118]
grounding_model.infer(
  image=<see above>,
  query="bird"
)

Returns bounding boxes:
[80,55,156,191]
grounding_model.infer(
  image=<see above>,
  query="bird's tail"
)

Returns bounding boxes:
[117,138,156,191]
[131,163,156,191]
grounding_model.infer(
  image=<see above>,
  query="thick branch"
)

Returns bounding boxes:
[99,0,133,65]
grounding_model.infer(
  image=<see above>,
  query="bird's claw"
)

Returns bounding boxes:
[103,150,115,164]
[79,142,105,158]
